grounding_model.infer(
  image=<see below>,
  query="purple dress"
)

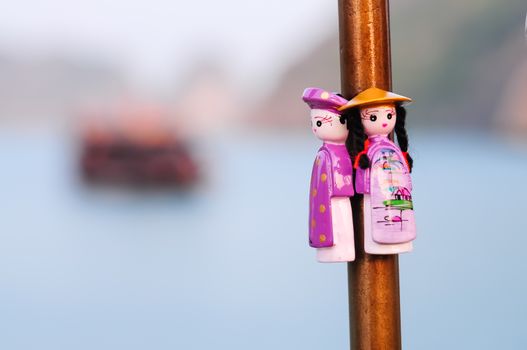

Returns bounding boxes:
[309,143,354,248]
[355,135,416,244]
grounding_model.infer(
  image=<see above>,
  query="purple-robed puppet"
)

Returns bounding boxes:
[309,143,354,247]
[303,88,355,262]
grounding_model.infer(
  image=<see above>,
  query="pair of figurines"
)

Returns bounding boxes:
[303,87,416,263]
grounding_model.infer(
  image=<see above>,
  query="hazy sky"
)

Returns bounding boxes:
[0,0,336,92]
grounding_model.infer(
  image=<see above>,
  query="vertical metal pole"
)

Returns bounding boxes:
[338,0,402,349]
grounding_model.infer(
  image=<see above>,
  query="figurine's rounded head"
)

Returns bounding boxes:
[309,109,349,143]
[359,103,397,137]
[338,87,411,112]
[302,88,349,143]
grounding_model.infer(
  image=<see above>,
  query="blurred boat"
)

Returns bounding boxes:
[79,105,199,188]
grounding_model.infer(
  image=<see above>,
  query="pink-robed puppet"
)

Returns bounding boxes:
[302,88,355,262]
[339,87,416,255]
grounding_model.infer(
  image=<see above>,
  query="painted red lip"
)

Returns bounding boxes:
[382,123,388,127]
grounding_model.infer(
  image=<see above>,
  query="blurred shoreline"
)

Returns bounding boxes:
[0,0,526,136]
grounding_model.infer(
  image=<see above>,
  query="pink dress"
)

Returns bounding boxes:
[355,135,416,254]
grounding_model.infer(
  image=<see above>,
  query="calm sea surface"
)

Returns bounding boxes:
[0,129,526,349]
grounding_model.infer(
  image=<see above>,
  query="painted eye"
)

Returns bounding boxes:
[339,116,346,125]
[369,115,377,122]
[387,113,393,120]
[316,121,322,127]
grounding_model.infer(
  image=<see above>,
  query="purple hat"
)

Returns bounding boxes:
[302,87,348,114]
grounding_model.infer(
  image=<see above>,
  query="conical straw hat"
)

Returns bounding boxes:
[338,87,412,111]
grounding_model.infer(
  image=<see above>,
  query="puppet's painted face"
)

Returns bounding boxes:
[360,103,396,137]
[310,109,348,143]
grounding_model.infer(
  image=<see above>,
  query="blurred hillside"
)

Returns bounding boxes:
[0,52,243,135]
[496,58,527,137]
[252,0,527,131]
[0,0,525,134]
[0,52,126,126]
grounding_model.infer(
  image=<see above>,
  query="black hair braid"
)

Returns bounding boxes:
[345,107,370,169]
[394,105,413,172]
[358,153,371,169]
[344,111,353,152]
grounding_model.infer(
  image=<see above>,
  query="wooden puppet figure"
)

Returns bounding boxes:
[339,87,416,255]
[302,88,355,262]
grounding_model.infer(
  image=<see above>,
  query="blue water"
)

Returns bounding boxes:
[0,129,525,349]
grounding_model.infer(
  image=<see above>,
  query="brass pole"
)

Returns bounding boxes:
[338,0,402,349]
